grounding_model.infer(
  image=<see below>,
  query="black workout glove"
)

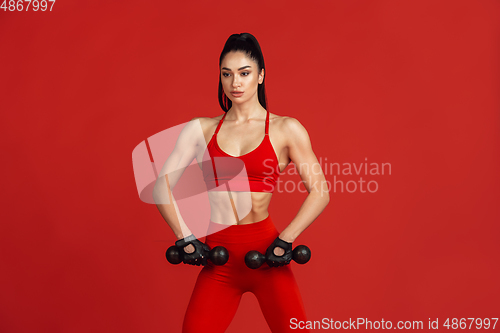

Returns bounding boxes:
[175,234,210,266]
[265,237,293,267]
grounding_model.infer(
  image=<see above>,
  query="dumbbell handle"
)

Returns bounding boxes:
[166,245,229,266]
[271,244,311,264]
[245,245,311,269]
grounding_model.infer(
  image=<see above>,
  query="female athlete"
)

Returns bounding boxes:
[155,32,330,332]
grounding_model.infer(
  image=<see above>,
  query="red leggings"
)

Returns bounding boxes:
[182,215,310,333]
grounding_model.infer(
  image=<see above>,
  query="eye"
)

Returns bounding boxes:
[241,72,249,76]
[222,73,230,77]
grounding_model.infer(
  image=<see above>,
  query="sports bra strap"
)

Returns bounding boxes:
[265,109,269,135]
[214,112,227,134]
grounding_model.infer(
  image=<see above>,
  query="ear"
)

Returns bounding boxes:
[258,68,265,84]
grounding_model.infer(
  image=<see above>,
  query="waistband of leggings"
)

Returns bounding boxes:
[205,214,277,243]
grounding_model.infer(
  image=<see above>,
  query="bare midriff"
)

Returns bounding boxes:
[207,191,273,225]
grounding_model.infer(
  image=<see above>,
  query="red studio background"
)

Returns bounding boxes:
[1,1,499,332]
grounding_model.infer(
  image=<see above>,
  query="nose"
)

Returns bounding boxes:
[232,76,241,88]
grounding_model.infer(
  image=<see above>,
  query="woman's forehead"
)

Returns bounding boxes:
[221,51,256,69]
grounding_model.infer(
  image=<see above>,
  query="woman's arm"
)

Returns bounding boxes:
[154,176,193,241]
[153,117,204,241]
[278,117,330,243]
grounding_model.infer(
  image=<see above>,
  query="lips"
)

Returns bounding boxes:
[231,91,244,97]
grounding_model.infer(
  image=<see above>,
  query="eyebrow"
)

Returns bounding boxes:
[221,65,252,71]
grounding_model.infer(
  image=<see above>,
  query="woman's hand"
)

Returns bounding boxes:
[273,247,285,256]
[175,234,210,266]
[265,237,293,267]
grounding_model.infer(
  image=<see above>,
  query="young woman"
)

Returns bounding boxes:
[156,33,329,333]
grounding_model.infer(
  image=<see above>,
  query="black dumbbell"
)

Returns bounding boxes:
[244,245,311,269]
[166,245,229,266]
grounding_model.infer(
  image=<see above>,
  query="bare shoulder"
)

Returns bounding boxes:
[191,114,224,120]
[189,114,225,133]
[270,113,310,143]
[190,114,223,124]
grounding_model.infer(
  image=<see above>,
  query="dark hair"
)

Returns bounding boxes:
[218,33,267,112]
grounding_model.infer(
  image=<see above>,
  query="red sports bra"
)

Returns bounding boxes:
[202,110,281,193]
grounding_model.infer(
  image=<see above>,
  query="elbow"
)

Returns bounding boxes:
[319,185,330,206]
[323,192,330,206]
[319,181,330,205]
[310,187,330,206]
[152,180,171,205]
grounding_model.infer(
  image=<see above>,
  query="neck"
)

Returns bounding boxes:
[227,97,266,122]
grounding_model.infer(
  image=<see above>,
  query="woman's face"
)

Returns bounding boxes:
[220,51,264,106]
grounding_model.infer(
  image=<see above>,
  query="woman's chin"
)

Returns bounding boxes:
[229,99,246,105]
